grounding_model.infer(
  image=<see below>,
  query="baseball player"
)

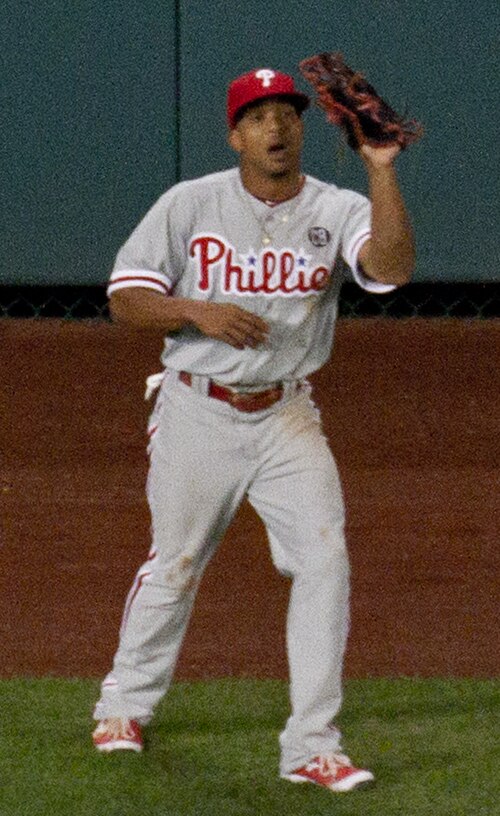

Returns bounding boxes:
[92,68,414,794]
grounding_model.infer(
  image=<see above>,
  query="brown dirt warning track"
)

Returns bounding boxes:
[1,318,498,680]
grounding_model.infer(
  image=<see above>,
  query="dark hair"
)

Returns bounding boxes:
[233,94,308,126]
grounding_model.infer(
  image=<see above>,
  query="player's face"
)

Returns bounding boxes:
[229,99,304,180]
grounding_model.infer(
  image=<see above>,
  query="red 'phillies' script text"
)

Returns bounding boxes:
[189,235,331,297]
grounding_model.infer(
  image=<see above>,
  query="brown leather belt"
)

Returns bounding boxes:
[178,371,285,413]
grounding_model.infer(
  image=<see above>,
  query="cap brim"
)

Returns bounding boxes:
[231,92,310,128]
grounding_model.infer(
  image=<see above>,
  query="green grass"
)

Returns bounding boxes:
[0,678,498,816]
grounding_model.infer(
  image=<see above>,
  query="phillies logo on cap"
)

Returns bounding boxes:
[227,68,309,128]
[255,69,276,88]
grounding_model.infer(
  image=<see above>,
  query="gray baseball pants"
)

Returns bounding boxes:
[94,371,350,774]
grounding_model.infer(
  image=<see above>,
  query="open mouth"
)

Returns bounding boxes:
[268,143,286,155]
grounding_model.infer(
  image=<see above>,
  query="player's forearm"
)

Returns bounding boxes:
[109,289,269,349]
[363,164,415,286]
[109,288,196,333]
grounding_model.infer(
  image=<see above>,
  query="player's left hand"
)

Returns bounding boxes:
[359,143,401,167]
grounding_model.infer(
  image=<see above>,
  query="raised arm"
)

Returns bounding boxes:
[357,144,415,286]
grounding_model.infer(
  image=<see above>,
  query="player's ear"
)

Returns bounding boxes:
[228,127,242,154]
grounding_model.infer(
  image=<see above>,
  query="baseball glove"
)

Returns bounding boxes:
[299,52,423,151]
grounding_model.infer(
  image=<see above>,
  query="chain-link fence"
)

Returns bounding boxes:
[0,283,499,319]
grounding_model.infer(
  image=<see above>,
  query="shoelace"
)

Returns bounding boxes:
[314,753,352,776]
[97,718,136,740]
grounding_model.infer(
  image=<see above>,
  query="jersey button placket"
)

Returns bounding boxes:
[262,214,275,246]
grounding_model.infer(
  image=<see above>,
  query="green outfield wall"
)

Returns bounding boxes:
[1,0,498,285]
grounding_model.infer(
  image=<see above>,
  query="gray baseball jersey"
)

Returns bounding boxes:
[96,166,397,774]
[107,168,394,384]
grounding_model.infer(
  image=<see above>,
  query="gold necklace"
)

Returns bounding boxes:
[241,176,305,247]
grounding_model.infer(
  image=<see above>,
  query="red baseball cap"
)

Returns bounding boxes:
[227,68,310,128]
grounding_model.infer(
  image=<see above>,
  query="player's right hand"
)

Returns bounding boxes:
[185,301,270,349]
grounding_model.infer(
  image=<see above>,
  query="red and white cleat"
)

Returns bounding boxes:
[282,752,375,792]
[92,718,143,753]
